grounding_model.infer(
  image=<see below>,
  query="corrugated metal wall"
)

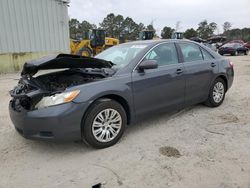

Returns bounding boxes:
[0,0,70,54]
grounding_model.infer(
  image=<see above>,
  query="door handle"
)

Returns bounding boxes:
[176,68,183,74]
[211,62,216,67]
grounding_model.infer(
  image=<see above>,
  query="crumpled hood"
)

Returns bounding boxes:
[21,54,114,76]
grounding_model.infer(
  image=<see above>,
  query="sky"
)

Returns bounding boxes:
[68,0,250,35]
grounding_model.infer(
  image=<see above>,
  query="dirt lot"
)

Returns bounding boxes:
[0,55,250,188]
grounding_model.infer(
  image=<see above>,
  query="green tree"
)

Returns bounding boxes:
[197,20,217,39]
[138,23,146,32]
[161,26,174,39]
[121,17,140,40]
[146,24,156,37]
[100,13,146,41]
[69,18,80,39]
[222,22,232,33]
[100,13,116,37]
[183,28,197,39]
[241,28,250,41]
[224,28,250,41]
[113,14,125,38]
[79,20,97,39]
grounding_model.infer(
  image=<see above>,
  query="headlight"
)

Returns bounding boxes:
[35,90,80,109]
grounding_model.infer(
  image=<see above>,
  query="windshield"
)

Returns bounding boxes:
[95,44,148,69]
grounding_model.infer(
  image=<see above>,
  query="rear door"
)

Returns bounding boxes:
[177,42,218,106]
[132,43,185,119]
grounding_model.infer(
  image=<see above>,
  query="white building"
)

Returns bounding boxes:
[0,0,70,73]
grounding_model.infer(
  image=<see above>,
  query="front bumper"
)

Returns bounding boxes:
[9,101,89,141]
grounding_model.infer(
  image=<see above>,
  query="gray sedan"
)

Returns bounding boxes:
[9,40,234,148]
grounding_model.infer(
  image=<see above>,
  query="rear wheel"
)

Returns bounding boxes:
[82,99,127,149]
[205,78,226,107]
[245,50,249,55]
[77,47,92,57]
[234,51,238,56]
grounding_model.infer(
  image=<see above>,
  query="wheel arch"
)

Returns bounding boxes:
[81,94,131,130]
[216,74,228,92]
[97,94,131,125]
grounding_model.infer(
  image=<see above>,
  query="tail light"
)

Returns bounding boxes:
[229,61,234,68]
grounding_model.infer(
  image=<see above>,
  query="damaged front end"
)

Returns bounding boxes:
[10,54,114,111]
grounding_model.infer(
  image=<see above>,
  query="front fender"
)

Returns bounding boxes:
[73,75,132,101]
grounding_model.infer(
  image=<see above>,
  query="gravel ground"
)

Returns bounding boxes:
[0,55,250,188]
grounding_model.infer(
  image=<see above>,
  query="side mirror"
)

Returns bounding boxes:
[138,60,158,72]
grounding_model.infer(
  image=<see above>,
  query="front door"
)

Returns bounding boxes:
[132,43,185,119]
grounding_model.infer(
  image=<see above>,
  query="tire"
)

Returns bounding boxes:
[234,51,238,56]
[204,78,226,107]
[245,50,249,55]
[82,99,127,149]
[77,47,92,57]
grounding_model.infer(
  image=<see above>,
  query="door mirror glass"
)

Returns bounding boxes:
[138,60,158,71]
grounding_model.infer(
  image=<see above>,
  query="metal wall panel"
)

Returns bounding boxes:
[0,0,70,54]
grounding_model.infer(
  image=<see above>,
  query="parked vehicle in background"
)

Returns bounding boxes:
[189,37,216,51]
[171,32,184,39]
[218,43,249,56]
[202,43,217,51]
[228,40,245,45]
[207,36,227,49]
[70,29,119,57]
[139,30,155,40]
[9,40,234,148]
[207,36,227,44]
[190,37,206,43]
[244,41,250,49]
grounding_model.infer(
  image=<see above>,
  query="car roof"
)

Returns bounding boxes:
[123,39,191,45]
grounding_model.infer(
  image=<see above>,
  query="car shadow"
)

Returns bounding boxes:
[125,105,197,134]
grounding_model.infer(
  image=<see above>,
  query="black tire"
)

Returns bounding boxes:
[77,47,92,57]
[233,51,238,56]
[204,78,226,107]
[245,50,249,55]
[82,99,127,149]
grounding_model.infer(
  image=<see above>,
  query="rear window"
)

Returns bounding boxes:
[201,48,214,60]
[179,43,203,62]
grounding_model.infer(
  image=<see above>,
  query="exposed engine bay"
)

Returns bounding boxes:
[35,68,110,92]
[10,54,115,111]
[10,68,113,110]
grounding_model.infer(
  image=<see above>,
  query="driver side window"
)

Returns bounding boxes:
[145,43,178,66]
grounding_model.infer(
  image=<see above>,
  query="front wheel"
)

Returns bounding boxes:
[82,99,127,149]
[245,50,249,55]
[77,47,92,57]
[205,78,226,107]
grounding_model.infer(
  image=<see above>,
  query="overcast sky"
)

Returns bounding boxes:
[68,0,250,34]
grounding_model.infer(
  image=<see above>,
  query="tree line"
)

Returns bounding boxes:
[69,13,154,41]
[69,13,250,42]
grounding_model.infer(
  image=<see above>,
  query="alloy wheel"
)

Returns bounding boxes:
[92,108,122,143]
[213,82,224,103]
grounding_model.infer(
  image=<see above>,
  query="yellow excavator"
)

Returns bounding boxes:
[70,29,119,57]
